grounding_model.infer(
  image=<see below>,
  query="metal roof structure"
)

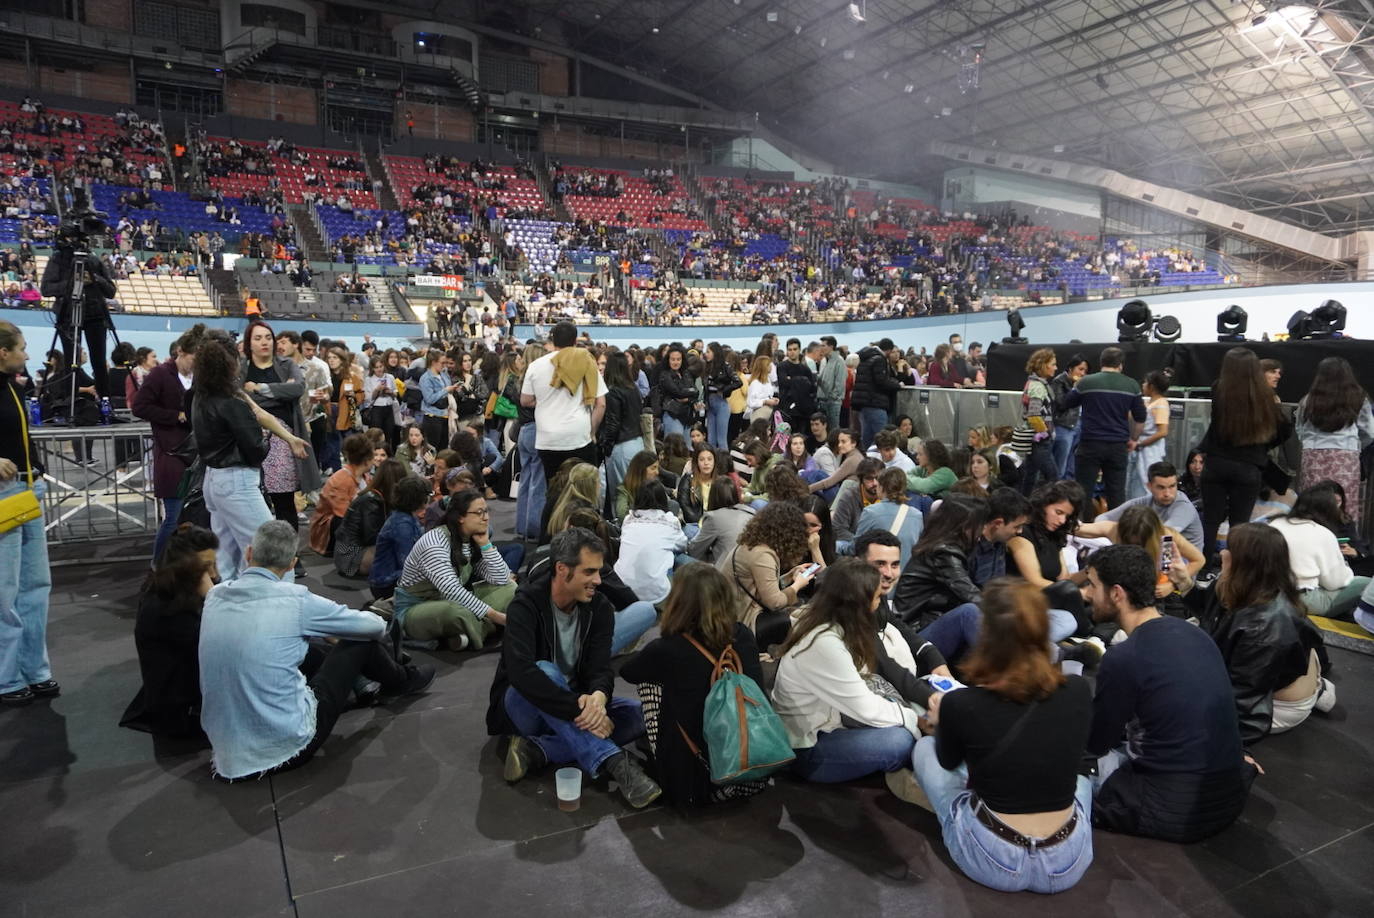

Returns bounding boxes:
[398,1,1374,235]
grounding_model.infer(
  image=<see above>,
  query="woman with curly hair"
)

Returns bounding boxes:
[719,500,821,641]
[193,329,308,580]
[762,462,811,508]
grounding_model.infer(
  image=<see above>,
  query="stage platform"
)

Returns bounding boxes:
[4,501,1374,918]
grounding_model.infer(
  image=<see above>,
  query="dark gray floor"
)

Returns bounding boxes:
[5,501,1374,917]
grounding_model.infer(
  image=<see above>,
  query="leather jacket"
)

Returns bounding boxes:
[1203,593,1324,745]
[191,394,267,469]
[892,543,980,627]
[598,385,645,454]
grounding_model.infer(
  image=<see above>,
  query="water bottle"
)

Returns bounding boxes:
[27,397,41,427]
[100,397,112,425]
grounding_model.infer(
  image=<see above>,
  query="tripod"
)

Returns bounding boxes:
[46,247,121,427]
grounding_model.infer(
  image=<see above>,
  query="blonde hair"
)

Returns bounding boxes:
[548,463,602,535]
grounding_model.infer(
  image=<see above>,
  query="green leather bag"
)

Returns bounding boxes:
[679,636,795,785]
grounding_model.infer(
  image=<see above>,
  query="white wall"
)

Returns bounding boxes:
[943,166,1101,220]
[514,282,1374,352]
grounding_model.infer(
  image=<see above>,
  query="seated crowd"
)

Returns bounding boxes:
[63,315,1356,898]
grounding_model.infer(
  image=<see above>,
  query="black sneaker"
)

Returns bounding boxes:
[604,752,662,809]
[293,561,308,580]
[1,687,34,706]
[397,664,435,696]
[28,680,60,697]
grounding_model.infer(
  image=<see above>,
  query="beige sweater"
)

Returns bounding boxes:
[718,542,799,630]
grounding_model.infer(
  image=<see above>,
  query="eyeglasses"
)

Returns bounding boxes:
[466,508,490,518]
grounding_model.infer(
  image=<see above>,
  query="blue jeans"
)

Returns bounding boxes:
[1052,424,1079,479]
[604,438,641,518]
[858,407,888,450]
[920,602,1077,663]
[203,465,271,581]
[153,496,183,565]
[612,601,658,654]
[497,543,525,574]
[502,660,645,775]
[0,479,52,694]
[1019,437,1059,496]
[707,394,731,449]
[661,413,686,439]
[515,422,546,540]
[791,724,915,783]
[913,736,1093,893]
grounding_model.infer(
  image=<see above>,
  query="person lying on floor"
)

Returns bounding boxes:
[486,526,662,809]
[199,520,435,781]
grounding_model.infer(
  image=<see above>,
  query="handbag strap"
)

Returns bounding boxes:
[9,382,33,489]
[888,503,909,536]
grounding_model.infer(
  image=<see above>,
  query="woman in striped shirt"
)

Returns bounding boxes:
[394,489,515,652]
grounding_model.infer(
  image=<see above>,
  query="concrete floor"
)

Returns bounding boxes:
[4,500,1374,917]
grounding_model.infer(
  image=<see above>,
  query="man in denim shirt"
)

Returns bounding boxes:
[200,520,434,780]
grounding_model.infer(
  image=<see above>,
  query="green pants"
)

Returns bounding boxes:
[1303,577,1370,620]
[400,581,517,649]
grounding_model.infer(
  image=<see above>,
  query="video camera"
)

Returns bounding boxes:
[55,208,109,252]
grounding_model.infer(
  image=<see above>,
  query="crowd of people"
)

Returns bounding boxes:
[3,311,1366,895]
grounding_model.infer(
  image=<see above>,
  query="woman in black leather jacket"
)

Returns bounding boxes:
[702,342,741,449]
[657,345,697,440]
[1201,523,1331,745]
[192,330,307,581]
[892,495,988,628]
[600,352,646,516]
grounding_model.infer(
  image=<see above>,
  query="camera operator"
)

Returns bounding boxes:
[42,235,116,399]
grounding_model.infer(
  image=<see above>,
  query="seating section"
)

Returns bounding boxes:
[505,219,561,273]
[554,167,709,232]
[387,155,545,215]
[314,204,472,267]
[0,100,168,188]
[202,139,378,209]
[30,254,216,316]
[91,184,278,237]
[0,177,56,244]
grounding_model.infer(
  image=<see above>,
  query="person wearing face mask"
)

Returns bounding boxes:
[133,323,207,564]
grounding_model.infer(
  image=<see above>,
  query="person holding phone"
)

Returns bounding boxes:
[720,501,820,645]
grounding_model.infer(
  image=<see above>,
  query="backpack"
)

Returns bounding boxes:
[678,636,795,785]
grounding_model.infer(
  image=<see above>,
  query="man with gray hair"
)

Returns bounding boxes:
[199,520,435,781]
[486,526,661,808]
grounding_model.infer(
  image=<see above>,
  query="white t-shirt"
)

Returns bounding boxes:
[521,350,607,451]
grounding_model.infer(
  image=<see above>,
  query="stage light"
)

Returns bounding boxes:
[1309,299,1346,338]
[1287,310,1313,339]
[1217,305,1247,341]
[1117,299,1152,342]
[1153,315,1182,343]
[1003,306,1027,344]
[848,2,866,23]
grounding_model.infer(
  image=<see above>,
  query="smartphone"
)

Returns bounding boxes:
[800,562,821,580]
[1160,534,1174,572]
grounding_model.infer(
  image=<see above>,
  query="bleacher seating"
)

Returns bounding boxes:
[556,167,709,232]
[386,156,545,215]
[314,203,472,267]
[28,254,217,316]
[203,139,378,209]
[505,219,561,273]
[91,184,277,237]
[0,100,168,188]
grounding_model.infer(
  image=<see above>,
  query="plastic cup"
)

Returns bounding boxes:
[555,767,582,811]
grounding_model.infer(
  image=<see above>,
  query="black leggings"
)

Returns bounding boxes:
[1200,456,1262,558]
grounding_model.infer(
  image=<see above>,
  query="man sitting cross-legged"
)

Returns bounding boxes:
[486,526,662,809]
[199,520,435,781]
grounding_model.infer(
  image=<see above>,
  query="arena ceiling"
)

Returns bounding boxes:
[401,1,1374,233]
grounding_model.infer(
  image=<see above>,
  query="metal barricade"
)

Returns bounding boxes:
[30,422,161,545]
[894,387,1218,468]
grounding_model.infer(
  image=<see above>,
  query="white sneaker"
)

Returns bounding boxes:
[1314,678,1337,713]
[446,634,470,652]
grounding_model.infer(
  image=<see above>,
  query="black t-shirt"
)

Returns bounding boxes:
[247,362,292,424]
[936,676,1092,814]
[1022,524,1064,581]
[1,374,40,477]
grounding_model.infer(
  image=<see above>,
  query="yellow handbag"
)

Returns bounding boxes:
[0,384,42,534]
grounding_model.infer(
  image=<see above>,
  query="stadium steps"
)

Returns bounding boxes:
[687,173,729,239]
[207,267,242,314]
[1310,616,1374,657]
[288,203,328,262]
[534,154,573,223]
[364,148,400,211]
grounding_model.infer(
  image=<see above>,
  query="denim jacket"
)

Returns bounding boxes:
[420,369,452,419]
[1296,399,1374,452]
[198,567,387,779]
[370,510,423,590]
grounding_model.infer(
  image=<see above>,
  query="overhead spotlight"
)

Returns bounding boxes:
[1152,315,1182,343]
[1251,13,1268,26]
[1095,72,1109,90]
[820,36,828,47]
[848,2,867,23]
[940,106,952,116]
[1216,305,1248,341]
[416,39,425,47]
[882,70,889,79]
[1117,299,1152,342]
[904,84,915,93]
[843,48,855,60]
[766,10,779,22]
[1309,299,1347,338]
[1003,307,1027,344]
[1053,144,1065,153]
[651,25,660,32]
